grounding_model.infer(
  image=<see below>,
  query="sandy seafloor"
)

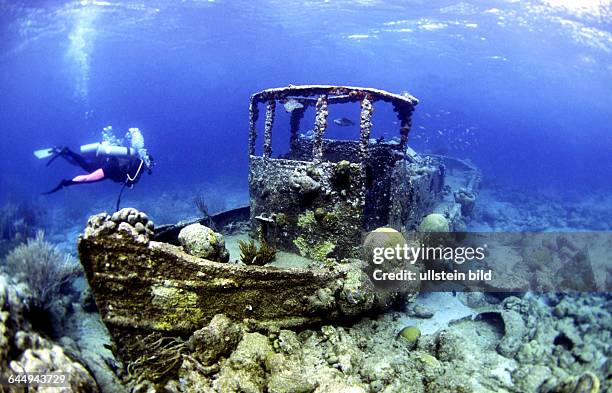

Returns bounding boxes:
[2,176,611,392]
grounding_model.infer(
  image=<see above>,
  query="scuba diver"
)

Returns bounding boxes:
[36,126,154,195]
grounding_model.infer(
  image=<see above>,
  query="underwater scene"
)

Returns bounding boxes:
[0,0,611,392]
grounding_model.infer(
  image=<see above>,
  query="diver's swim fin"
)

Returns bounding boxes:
[44,147,69,167]
[34,148,55,159]
[42,179,76,195]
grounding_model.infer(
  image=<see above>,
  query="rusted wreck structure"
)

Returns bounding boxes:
[248,85,446,260]
[78,85,478,370]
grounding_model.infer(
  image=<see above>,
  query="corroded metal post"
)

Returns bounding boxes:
[263,100,276,158]
[359,96,374,206]
[248,99,259,156]
[289,108,305,154]
[399,118,412,151]
[312,95,328,164]
[396,106,414,151]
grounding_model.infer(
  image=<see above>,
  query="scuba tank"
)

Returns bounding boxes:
[80,142,136,158]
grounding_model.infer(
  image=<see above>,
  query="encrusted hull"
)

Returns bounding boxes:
[77,211,416,364]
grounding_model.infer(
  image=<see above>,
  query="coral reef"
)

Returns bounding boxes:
[0,275,99,392]
[120,291,612,392]
[178,223,229,263]
[128,312,474,392]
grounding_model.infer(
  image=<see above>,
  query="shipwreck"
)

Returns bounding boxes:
[78,85,479,368]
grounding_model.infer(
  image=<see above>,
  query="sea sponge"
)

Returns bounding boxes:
[418,214,449,233]
[293,236,335,262]
[290,169,320,195]
[332,160,352,187]
[297,211,316,230]
[178,223,229,262]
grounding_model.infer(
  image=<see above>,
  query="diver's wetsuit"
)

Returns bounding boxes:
[44,147,146,194]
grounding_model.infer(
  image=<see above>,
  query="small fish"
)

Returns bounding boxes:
[283,98,304,113]
[333,117,355,126]
[432,143,449,155]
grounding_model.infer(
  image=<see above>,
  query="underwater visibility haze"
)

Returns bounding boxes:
[0,1,611,392]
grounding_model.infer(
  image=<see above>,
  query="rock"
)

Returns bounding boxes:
[369,380,383,392]
[178,223,230,262]
[498,310,526,358]
[80,285,98,312]
[10,332,99,392]
[213,332,272,393]
[418,214,449,232]
[134,222,146,234]
[548,372,600,393]
[435,330,463,361]
[188,314,243,365]
[411,304,434,319]
[175,356,216,392]
[512,364,552,393]
[323,384,367,393]
[264,350,315,393]
[454,188,476,217]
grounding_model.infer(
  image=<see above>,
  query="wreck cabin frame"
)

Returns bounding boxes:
[247,85,418,162]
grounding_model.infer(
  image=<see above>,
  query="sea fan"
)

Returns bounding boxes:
[4,231,81,311]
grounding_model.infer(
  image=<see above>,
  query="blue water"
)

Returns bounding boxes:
[1,0,611,212]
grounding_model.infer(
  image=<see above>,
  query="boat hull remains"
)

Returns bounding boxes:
[77,210,416,364]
